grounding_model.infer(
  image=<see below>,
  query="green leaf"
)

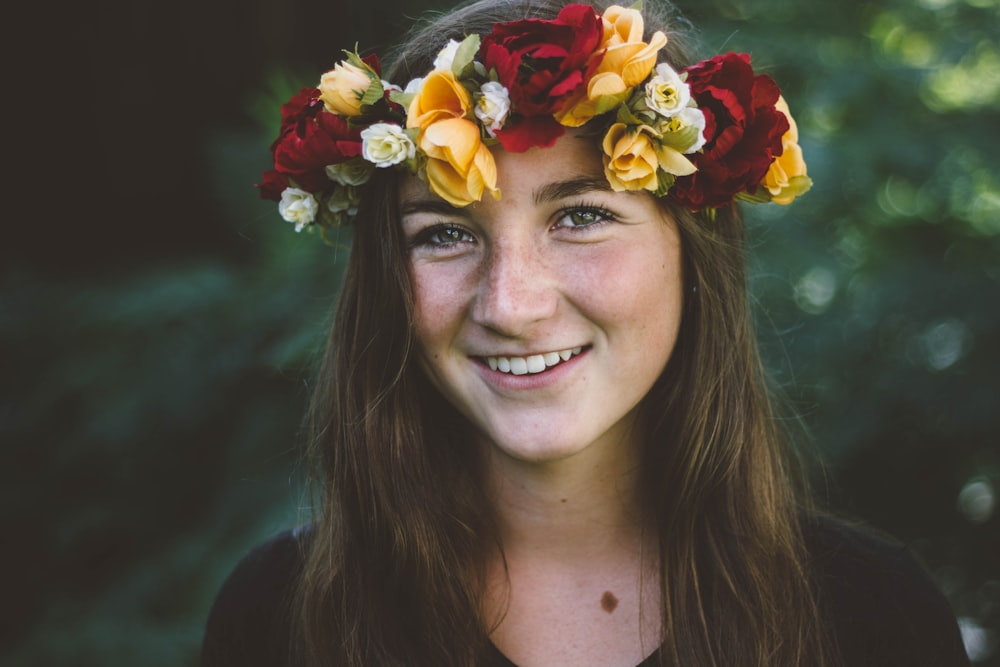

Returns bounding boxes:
[360,78,385,109]
[659,123,701,151]
[390,89,415,109]
[452,34,482,78]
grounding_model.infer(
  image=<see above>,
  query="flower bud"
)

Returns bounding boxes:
[319,61,372,116]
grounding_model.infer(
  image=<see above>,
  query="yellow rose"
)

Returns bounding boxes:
[763,96,813,205]
[557,5,668,127]
[419,119,498,207]
[407,71,498,207]
[602,122,695,192]
[406,69,472,130]
[319,61,373,117]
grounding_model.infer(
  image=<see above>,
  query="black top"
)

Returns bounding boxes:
[200,516,970,666]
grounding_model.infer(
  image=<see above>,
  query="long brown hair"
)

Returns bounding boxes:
[296,1,836,665]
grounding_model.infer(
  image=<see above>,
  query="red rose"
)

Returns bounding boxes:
[256,87,363,200]
[481,3,603,152]
[273,87,324,147]
[255,169,288,201]
[668,53,789,210]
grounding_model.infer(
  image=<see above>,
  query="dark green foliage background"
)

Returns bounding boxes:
[4,0,997,664]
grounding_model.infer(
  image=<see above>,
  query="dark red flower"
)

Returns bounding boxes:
[256,87,363,199]
[668,53,789,210]
[255,169,289,202]
[481,3,603,152]
[273,87,324,149]
[360,53,382,77]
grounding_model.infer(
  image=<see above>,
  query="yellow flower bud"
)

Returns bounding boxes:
[319,61,373,116]
[763,96,812,205]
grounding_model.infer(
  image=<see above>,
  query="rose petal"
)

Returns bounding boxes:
[494,115,566,153]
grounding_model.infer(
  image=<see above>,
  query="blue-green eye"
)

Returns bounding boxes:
[555,206,614,229]
[413,224,475,248]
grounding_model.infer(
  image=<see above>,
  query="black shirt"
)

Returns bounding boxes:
[201,516,970,666]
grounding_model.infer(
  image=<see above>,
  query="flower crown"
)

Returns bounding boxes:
[256,3,812,234]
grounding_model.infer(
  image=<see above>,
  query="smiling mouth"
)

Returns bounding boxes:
[484,346,584,375]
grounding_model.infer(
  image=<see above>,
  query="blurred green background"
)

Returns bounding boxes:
[4,0,998,664]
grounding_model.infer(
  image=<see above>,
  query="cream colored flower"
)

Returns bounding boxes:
[434,39,462,71]
[657,106,707,154]
[278,187,318,231]
[645,63,691,118]
[361,122,416,167]
[319,61,373,117]
[474,81,511,137]
[763,96,812,204]
[557,5,668,127]
[404,76,425,94]
[325,159,375,186]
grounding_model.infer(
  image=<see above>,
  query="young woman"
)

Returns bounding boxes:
[201,1,970,665]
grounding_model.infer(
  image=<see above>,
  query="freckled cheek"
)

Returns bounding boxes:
[410,267,466,351]
[569,249,682,324]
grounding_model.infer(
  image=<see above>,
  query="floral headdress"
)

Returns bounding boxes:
[256,3,812,234]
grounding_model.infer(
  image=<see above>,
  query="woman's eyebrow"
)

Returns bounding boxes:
[399,198,466,217]
[532,176,614,205]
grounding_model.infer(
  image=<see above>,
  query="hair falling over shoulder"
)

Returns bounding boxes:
[294,1,838,665]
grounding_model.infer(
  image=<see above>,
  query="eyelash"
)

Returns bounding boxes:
[409,224,475,250]
[553,203,617,231]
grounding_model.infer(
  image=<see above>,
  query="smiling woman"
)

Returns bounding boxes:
[403,132,684,467]
[199,1,970,666]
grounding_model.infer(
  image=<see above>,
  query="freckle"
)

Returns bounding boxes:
[560,498,567,503]
[600,591,618,613]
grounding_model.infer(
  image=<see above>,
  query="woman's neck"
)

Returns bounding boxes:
[481,438,664,666]
[484,438,648,563]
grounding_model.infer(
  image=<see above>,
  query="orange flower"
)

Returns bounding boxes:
[557,5,668,127]
[763,96,812,205]
[407,70,498,206]
[602,123,695,192]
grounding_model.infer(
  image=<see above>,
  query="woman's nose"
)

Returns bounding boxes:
[471,237,558,337]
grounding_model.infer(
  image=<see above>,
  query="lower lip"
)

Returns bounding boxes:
[474,348,589,391]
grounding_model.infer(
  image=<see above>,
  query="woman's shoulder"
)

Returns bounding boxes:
[200,525,310,667]
[802,512,970,666]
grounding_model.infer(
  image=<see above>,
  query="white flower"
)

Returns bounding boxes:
[382,80,402,94]
[645,63,691,118]
[656,106,707,154]
[433,39,461,71]
[474,81,511,137]
[404,76,425,94]
[361,122,416,168]
[326,159,375,186]
[278,187,318,232]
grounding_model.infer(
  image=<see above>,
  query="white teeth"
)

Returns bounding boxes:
[485,347,584,376]
[526,355,546,373]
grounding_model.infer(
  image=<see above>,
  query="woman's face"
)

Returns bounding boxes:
[400,129,684,466]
